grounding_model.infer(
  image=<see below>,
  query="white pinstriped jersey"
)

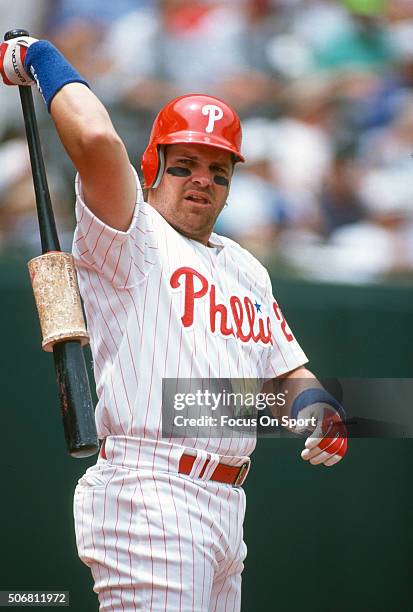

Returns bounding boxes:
[72,169,307,457]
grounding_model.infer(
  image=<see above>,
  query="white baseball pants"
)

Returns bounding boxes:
[73,437,248,611]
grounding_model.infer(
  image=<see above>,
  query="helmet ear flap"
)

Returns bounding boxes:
[151,146,165,189]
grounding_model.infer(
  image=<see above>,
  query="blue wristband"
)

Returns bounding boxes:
[291,388,346,421]
[24,40,89,112]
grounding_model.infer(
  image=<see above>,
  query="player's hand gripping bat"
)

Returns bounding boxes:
[3,28,99,458]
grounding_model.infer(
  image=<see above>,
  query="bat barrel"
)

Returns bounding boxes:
[54,342,99,458]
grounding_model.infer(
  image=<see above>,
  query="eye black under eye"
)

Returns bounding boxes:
[214,175,229,186]
[167,166,192,177]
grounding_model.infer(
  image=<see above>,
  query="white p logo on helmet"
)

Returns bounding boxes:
[202,104,224,133]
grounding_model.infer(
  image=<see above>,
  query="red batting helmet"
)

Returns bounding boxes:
[141,93,245,188]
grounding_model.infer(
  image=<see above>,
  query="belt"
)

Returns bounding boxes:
[179,453,250,487]
[100,440,249,487]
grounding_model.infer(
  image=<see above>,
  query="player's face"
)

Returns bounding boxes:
[148,143,233,245]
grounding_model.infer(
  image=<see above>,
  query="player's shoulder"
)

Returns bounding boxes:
[213,233,270,286]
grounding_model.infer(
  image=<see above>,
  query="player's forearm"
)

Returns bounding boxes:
[265,366,320,419]
[266,366,348,466]
[50,83,126,173]
[49,82,136,230]
[279,366,320,417]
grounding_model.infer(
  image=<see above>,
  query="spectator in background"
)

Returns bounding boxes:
[215,118,289,258]
[291,0,352,50]
[43,0,150,31]
[319,147,366,236]
[327,173,413,281]
[0,137,73,254]
[100,0,282,118]
[211,0,283,117]
[51,0,285,162]
[267,76,336,233]
[277,90,413,283]
[0,0,74,253]
[43,0,153,85]
[316,1,394,73]
[0,0,48,136]
[354,92,413,276]
[357,15,413,131]
[1,0,412,282]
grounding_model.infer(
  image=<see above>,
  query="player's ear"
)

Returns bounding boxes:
[231,153,237,172]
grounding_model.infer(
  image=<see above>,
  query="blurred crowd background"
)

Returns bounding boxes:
[1,0,413,284]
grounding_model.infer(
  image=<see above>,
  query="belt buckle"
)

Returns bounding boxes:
[234,461,250,487]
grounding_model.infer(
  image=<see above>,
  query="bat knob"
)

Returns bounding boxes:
[4,28,30,41]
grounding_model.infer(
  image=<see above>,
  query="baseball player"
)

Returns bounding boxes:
[1,36,347,611]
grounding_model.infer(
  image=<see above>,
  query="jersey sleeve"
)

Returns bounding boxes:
[72,166,159,288]
[264,274,308,378]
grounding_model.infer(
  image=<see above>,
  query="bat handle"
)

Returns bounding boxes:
[3,28,61,253]
[19,87,61,252]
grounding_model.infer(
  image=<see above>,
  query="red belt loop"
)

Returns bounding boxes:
[198,457,211,479]
[178,453,250,487]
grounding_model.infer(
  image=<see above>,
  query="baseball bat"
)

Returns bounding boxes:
[4,28,99,458]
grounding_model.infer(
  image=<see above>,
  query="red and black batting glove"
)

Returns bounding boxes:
[0,36,37,86]
[291,388,347,467]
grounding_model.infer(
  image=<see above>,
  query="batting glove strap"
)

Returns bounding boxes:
[291,387,346,422]
[24,40,89,112]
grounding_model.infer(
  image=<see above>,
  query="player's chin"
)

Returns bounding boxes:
[185,205,217,225]
[184,211,216,232]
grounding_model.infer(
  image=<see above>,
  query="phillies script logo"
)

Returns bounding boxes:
[170,267,293,345]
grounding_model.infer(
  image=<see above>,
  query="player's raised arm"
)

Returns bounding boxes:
[0,36,136,231]
[51,84,136,231]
